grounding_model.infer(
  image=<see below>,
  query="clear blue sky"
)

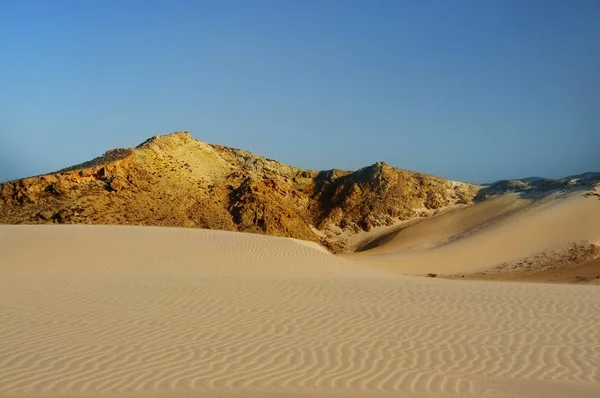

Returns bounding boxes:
[2,0,599,183]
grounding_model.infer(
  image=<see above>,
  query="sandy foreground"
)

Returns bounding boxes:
[1,225,599,398]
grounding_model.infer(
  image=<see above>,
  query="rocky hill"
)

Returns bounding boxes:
[0,132,480,252]
[475,173,600,201]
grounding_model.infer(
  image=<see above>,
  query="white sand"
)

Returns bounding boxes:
[1,224,599,398]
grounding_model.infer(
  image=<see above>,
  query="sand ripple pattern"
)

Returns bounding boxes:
[1,225,599,397]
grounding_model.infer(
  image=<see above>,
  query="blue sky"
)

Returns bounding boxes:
[1,0,599,183]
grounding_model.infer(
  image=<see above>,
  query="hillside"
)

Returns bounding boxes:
[0,132,479,252]
[476,173,600,200]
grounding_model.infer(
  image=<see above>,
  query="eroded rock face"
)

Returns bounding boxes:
[312,162,476,233]
[0,132,480,252]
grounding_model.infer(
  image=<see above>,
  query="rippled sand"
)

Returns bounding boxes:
[1,225,599,397]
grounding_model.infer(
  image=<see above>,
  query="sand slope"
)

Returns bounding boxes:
[353,194,532,253]
[1,225,599,397]
[349,193,600,276]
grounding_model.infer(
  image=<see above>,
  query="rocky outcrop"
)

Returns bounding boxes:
[313,162,476,232]
[0,132,480,252]
[493,241,600,273]
[476,174,600,201]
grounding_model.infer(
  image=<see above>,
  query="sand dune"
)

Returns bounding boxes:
[348,193,600,276]
[1,225,599,397]
[352,194,532,253]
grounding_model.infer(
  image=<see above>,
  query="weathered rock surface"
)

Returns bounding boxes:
[476,173,600,201]
[0,132,480,252]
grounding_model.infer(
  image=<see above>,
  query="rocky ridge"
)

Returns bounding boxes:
[0,132,480,252]
[476,173,600,201]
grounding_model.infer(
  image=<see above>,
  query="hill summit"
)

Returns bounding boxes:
[0,132,479,252]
